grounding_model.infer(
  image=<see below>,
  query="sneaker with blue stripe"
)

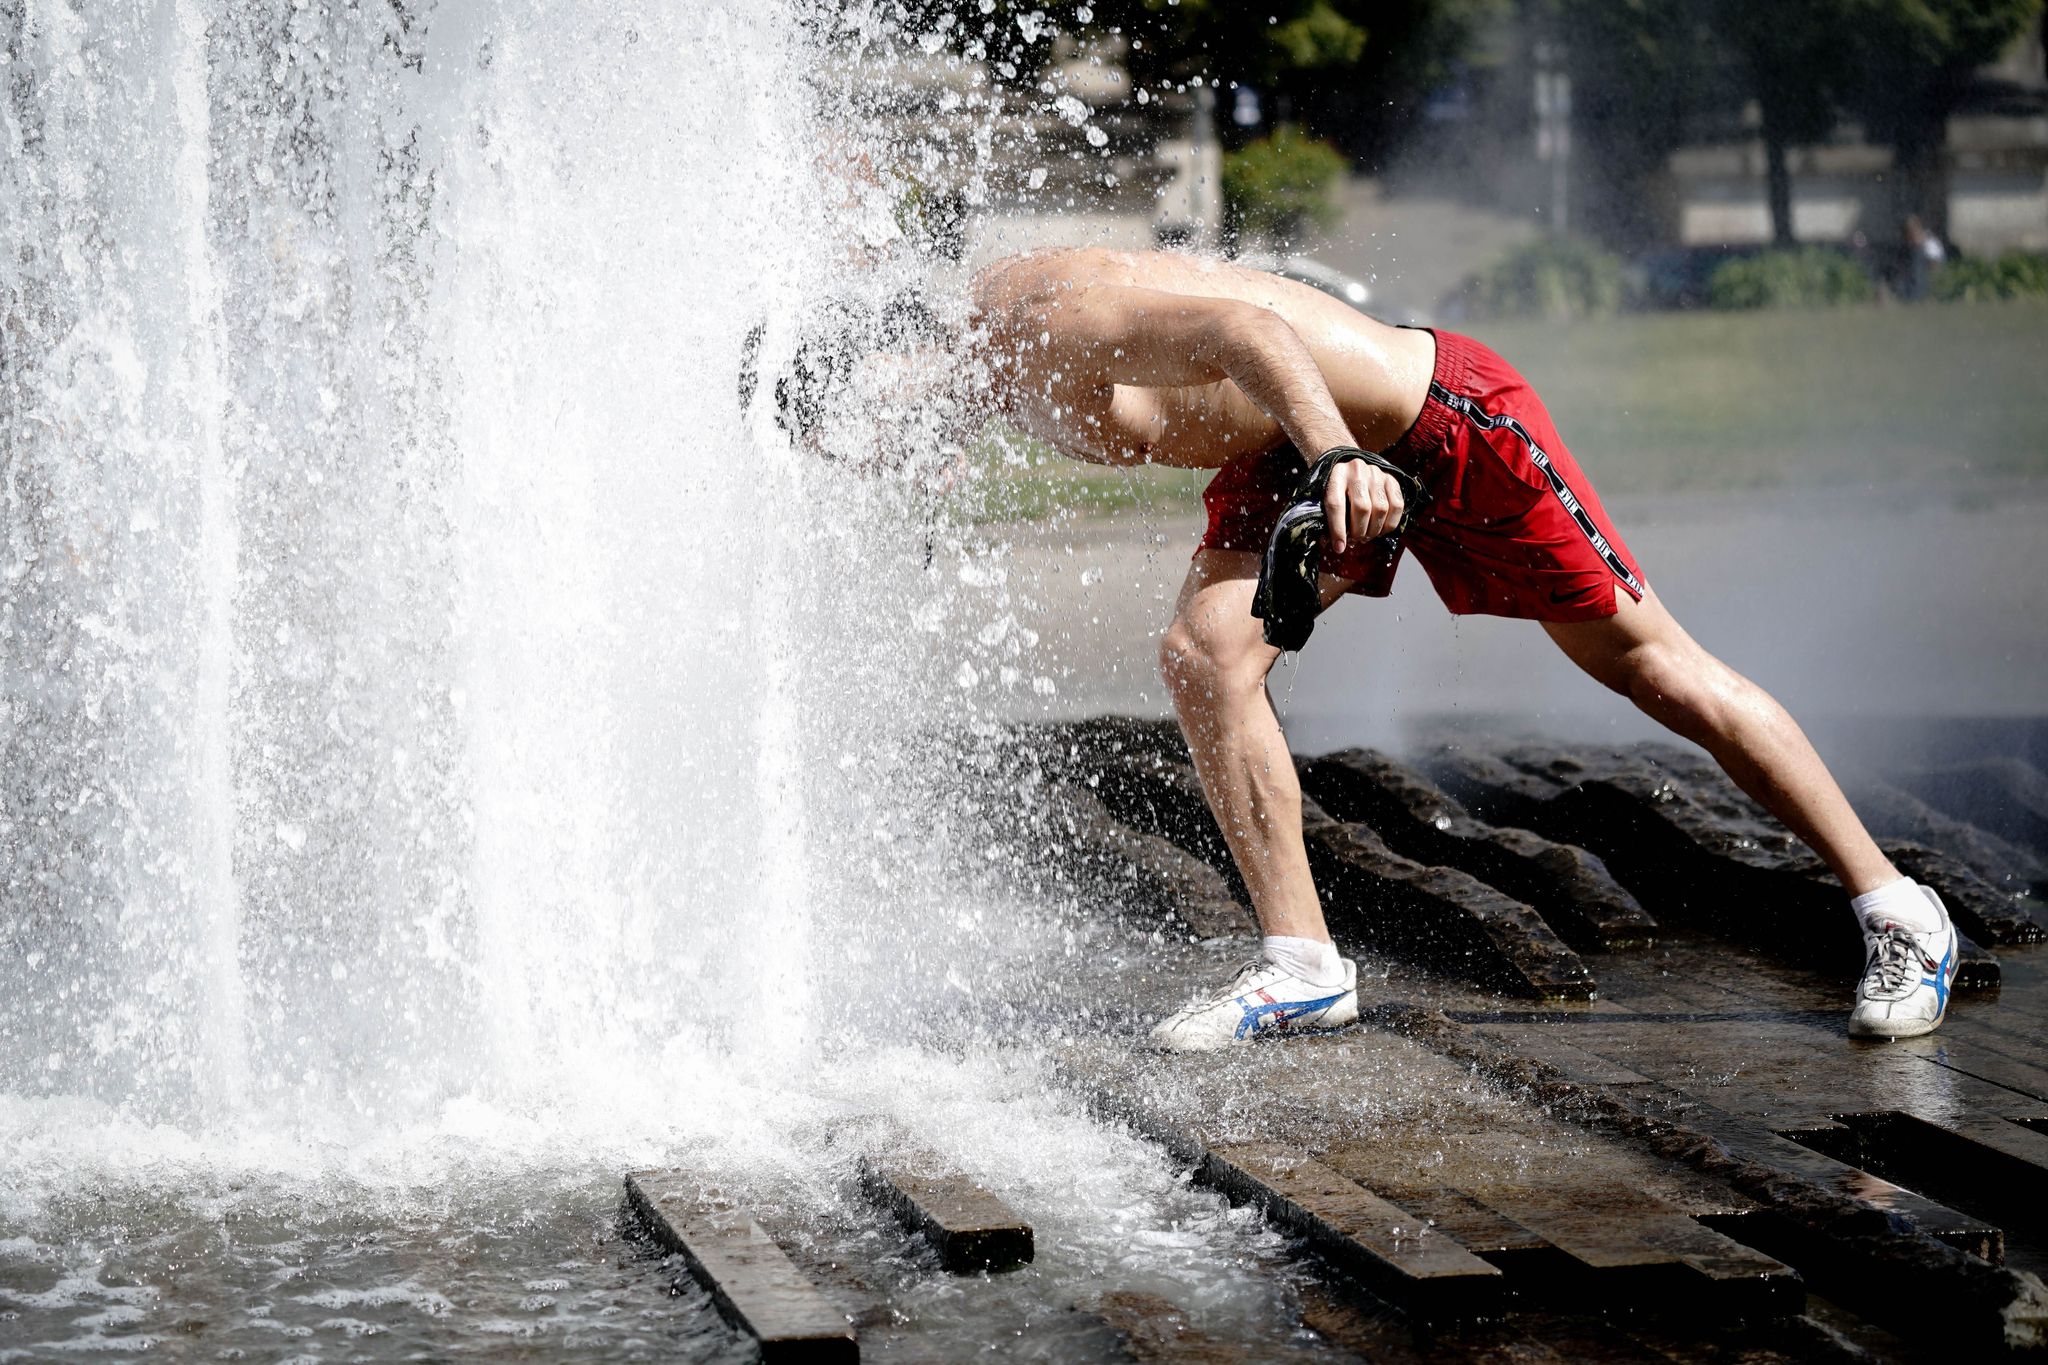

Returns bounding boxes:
[1848,883,1959,1040]
[1149,955,1359,1053]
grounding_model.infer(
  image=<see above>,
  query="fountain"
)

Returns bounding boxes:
[0,4,1321,1357]
[11,5,2045,1360]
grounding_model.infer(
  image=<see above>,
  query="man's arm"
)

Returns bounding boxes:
[1014,285,1405,551]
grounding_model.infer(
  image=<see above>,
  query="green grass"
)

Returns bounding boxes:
[958,299,2048,522]
[1467,299,2048,494]
[950,430,1211,525]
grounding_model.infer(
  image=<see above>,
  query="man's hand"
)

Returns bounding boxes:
[1323,459,1406,555]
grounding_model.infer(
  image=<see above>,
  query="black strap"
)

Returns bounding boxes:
[1295,445,1428,532]
[1426,384,1644,596]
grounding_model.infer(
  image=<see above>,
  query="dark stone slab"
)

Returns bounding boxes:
[1892,756,2048,862]
[856,1154,1034,1273]
[1079,1289,1240,1363]
[1909,1032,2048,1106]
[1316,1143,1554,1271]
[1450,1174,1801,1318]
[624,1171,857,1363]
[1471,1025,1658,1086]
[1079,1079,1505,1321]
[1823,1111,2048,1228]
[1368,1005,2048,1354]
[1881,841,2044,947]
[1424,741,2007,981]
[1629,1096,2003,1260]
[1298,796,1596,1001]
[1325,1113,1795,1316]
[1300,748,1659,952]
[1044,781,1253,940]
[1849,773,2048,895]
[1204,1141,1507,1322]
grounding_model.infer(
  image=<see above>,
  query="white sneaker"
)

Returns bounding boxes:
[1848,884,1960,1040]
[1149,956,1359,1053]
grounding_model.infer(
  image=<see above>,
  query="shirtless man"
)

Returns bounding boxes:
[763,246,1960,1050]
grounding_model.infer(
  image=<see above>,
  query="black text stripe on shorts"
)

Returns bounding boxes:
[1428,382,1645,597]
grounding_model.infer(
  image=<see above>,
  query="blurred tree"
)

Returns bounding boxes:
[893,1,1507,164]
[1222,125,1351,244]
[1699,0,1856,246]
[1559,0,2041,250]
[1556,0,1729,251]
[1838,0,2045,238]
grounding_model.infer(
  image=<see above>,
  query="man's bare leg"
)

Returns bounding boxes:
[1542,586,1898,895]
[1149,548,1364,1050]
[1157,548,1353,941]
[1545,586,1965,1038]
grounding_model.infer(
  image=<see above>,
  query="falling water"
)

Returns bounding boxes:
[0,0,862,1167]
[0,3,1335,1357]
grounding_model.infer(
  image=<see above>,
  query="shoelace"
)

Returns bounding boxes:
[1863,925,1930,998]
[1225,958,1276,993]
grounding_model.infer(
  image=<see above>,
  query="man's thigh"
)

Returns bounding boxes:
[1539,584,1707,694]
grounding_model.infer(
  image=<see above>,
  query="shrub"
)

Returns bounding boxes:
[1707,248,1874,309]
[1462,236,1631,321]
[1933,251,2048,303]
[1222,125,1349,246]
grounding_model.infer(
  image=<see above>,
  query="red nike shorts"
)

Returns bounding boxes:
[1199,329,1646,623]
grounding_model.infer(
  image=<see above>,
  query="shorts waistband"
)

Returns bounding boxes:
[1381,328,1476,471]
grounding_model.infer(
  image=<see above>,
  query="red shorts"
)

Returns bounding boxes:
[1200,329,1646,623]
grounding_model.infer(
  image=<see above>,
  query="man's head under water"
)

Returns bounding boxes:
[740,289,975,477]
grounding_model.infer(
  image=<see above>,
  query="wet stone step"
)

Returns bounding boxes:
[1618,1092,2005,1262]
[856,1153,1035,1273]
[1316,1144,1554,1275]
[1299,747,1659,952]
[1043,781,1253,941]
[1905,1033,2048,1107]
[624,1171,858,1363]
[1825,1110,2048,1221]
[1324,1123,1791,1316]
[1077,1077,1504,1322]
[1469,1025,1658,1087]
[1425,741,2007,983]
[1299,796,1596,1002]
[1367,1004,2048,1354]
[1203,1141,1507,1323]
[1890,756,2048,863]
[1450,1177,1801,1318]
[1849,773,2048,907]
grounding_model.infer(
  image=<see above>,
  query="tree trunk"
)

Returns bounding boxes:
[1891,104,1950,243]
[1763,123,1796,246]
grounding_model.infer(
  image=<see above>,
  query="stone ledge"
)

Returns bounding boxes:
[1301,747,1658,952]
[624,1170,858,1363]
[856,1154,1035,1274]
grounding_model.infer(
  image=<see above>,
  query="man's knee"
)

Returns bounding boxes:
[1617,641,1733,736]
[1159,614,1268,708]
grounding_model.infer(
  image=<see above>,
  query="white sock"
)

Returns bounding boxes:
[1262,935,1347,989]
[1851,877,1941,934]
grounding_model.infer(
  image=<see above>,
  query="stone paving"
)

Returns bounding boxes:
[1012,717,2048,1359]
[630,717,2048,1361]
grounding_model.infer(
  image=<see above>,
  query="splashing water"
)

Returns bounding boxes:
[0,2,1328,1358]
[2,0,841,1166]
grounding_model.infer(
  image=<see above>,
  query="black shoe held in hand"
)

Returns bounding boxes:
[1251,446,1427,652]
